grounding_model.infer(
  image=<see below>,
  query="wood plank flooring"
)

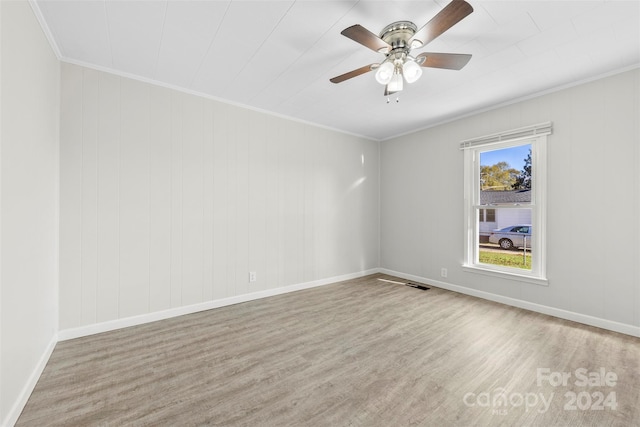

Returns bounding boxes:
[17,274,640,426]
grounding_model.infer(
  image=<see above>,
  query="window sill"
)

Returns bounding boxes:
[462,264,548,286]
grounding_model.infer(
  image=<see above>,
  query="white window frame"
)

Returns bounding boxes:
[461,123,551,285]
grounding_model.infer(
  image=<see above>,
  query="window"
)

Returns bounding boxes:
[461,123,550,284]
[479,208,495,222]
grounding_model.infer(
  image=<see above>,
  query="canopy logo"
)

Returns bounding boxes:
[462,367,619,416]
[463,388,553,414]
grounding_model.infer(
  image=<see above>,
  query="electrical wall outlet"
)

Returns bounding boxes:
[249,271,257,283]
[440,268,448,278]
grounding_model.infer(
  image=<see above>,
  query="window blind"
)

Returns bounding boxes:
[459,122,552,150]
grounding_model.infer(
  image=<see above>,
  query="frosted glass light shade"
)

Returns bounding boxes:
[388,72,404,92]
[375,62,394,85]
[403,60,422,83]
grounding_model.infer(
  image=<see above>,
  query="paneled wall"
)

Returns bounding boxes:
[1,2,60,425]
[381,68,640,334]
[59,63,379,330]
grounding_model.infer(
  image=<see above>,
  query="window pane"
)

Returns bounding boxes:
[478,208,496,223]
[480,144,532,193]
[480,208,532,270]
[478,144,532,271]
[464,129,548,280]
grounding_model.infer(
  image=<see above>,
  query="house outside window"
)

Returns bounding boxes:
[478,208,495,223]
[461,123,551,285]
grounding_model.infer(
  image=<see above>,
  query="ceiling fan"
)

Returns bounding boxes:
[329,0,474,97]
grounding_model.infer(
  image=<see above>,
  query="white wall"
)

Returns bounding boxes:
[0,1,60,425]
[381,69,640,335]
[58,63,380,332]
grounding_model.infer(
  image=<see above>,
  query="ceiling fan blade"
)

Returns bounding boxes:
[410,0,473,48]
[416,52,472,70]
[341,25,391,53]
[330,64,378,84]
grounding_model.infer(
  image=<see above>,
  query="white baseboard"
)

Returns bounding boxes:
[58,269,380,341]
[2,334,57,427]
[58,267,640,341]
[379,268,640,338]
[7,267,638,427]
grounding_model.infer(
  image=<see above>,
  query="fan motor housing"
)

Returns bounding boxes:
[379,21,417,50]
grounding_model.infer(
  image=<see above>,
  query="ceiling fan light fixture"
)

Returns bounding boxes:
[388,71,404,92]
[329,0,475,97]
[410,39,423,49]
[375,61,394,85]
[402,60,422,83]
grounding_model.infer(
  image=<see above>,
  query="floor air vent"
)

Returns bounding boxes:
[405,282,430,291]
[377,278,430,291]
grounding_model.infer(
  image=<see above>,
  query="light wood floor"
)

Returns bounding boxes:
[17,274,640,426]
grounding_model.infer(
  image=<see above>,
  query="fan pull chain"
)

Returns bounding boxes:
[386,96,400,104]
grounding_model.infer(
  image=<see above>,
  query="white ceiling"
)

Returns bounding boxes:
[33,0,640,140]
